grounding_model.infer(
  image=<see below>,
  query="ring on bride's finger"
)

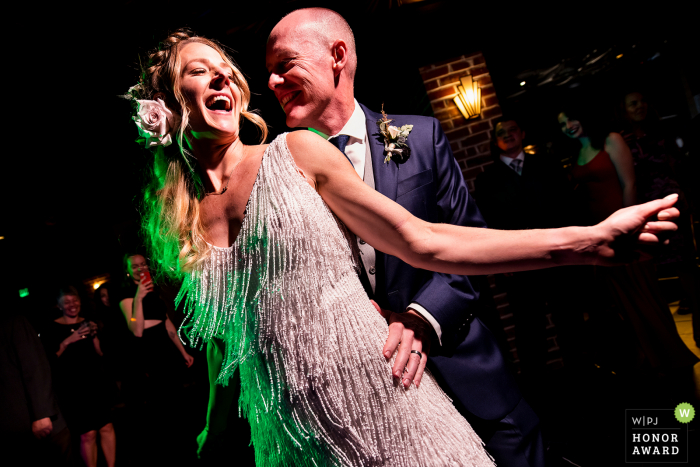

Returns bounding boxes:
[410,350,422,359]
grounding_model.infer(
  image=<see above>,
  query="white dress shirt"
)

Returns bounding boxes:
[314,100,443,343]
[329,100,367,179]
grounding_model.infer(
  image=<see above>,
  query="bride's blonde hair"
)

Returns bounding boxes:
[134,29,268,281]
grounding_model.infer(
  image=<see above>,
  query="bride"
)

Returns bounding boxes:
[127,31,678,466]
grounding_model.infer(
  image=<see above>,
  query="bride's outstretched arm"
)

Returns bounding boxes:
[287,131,679,275]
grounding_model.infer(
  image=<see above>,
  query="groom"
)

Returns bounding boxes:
[266,8,543,466]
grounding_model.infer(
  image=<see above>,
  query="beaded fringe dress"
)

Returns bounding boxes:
[178,134,494,467]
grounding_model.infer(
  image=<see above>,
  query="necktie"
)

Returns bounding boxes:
[509,159,523,176]
[328,134,353,166]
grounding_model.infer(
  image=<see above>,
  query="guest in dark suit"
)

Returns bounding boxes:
[0,311,72,466]
[266,9,543,466]
[474,118,583,395]
[475,118,573,231]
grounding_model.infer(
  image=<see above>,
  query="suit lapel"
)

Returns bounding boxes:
[361,103,399,200]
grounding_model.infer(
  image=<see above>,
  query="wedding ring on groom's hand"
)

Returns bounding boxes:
[410,350,422,360]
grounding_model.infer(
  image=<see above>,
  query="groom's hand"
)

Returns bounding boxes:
[371,300,431,389]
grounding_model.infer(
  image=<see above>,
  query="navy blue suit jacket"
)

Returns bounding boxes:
[361,104,520,420]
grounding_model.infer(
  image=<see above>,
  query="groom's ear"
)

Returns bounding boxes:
[331,40,348,76]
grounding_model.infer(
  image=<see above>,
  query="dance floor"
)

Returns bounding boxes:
[540,280,699,466]
[671,299,700,400]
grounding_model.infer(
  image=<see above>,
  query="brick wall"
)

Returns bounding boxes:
[419,52,501,192]
[419,53,564,372]
[490,277,564,372]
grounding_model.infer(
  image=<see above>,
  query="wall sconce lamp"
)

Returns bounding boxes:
[453,75,481,119]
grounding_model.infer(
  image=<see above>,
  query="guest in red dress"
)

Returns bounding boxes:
[556,104,698,374]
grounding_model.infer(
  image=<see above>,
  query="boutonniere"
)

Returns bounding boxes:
[377,105,413,164]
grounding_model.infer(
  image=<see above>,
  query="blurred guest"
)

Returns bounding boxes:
[93,283,115,353]
[0,311,72,466]
[619,90,698,318]
[94,282,132,390]
[118,253,195,463]
[680,114,700,345]
[475,117,583,391]
[41,286,117,467]
[557,104,698,373]
[619,91,685,207]
[118,253,193,402]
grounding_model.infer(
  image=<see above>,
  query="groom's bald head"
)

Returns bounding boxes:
[266,8,358,135]
[269,8,357,80]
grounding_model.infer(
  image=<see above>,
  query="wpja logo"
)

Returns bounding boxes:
[625,404,693,463]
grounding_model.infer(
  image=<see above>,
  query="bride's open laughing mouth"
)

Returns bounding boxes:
[205,93,232,114]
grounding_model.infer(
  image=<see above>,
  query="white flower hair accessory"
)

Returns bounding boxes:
[133,99,181,148]
[377,105,413,164]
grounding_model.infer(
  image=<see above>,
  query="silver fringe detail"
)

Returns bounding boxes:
[178,134,494,466]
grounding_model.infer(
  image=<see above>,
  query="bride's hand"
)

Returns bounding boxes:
[196,427,223,459]
[592,194,679,265]
[371,300,431,389]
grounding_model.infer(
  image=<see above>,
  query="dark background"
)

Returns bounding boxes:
[3,0,697,316]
